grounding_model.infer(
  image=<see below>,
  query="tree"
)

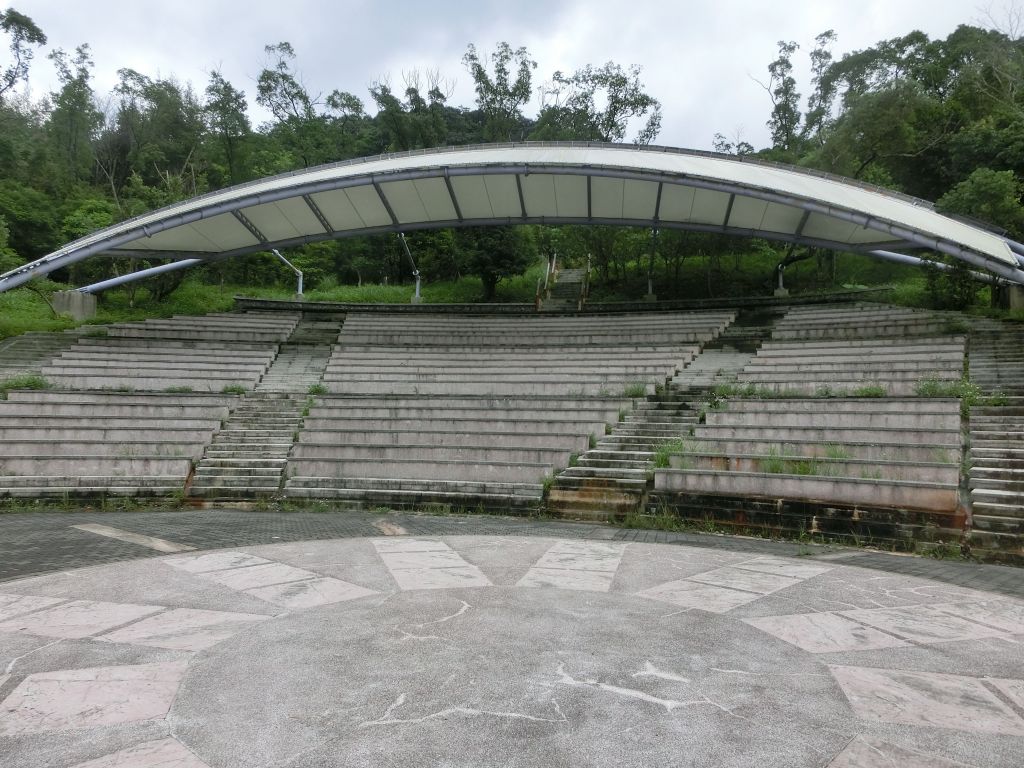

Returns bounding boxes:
[369,73,450,152]
[0,212,19,272]
[204,70,250,185]
[763,40,802,154]
[458,225,537,300]
[803,30,838,140]
[47,45,102,186]
[936,167,1024,239]
[462,42,536,141]
[0,8,45,105]
[532,62,662,144]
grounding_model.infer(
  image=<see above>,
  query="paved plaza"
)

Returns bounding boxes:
[0,510,1021,766]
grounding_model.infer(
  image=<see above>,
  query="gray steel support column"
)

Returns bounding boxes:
[78,258,204,294]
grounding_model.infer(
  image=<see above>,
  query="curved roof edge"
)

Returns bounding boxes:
[2,141,1023,292]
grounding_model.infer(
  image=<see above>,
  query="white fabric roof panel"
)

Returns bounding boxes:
[244,198,324,242]
[4,142,1022,293]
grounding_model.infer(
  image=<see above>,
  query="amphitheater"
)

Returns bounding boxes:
[2,144,1024,766]
[0,295,1021,561]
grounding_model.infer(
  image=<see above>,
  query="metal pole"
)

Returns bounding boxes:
[78,258,204,294]
[647,228,658,299]
[397,233,421,303]
[271,249,303,296]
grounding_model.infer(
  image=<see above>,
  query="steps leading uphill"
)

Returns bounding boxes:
[188,315,341,500]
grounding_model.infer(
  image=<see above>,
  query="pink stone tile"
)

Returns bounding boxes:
[0,594,65,622]
[987,677,1024,711]
[163,551,271,574]
[0,600,163,639]
[829,665,1024,735]
[840,604,1010,644]
[933,601,1024,635]
[826,735,974,767]
[388,566,491,591]
[70,737,211,767]
[244,577,377,609]
[199,562,315,591]
[687,567,801,595]
[637,579,761,613]
[372,538,450,553]
[732,557,833,580]
[0,661,188,735]
[533,541,624,572]
[97,608,269,651]
[744,612,908,654]
[517,567,615,592]
[380,550,469,570]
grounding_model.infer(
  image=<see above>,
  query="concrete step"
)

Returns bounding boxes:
[189,486,282,499]
[191,475,282,488]
[971,488,1024,506]
[194,465,282,477]
[201,458,287,468]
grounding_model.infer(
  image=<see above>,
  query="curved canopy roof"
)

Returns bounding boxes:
[3,141,1024,292]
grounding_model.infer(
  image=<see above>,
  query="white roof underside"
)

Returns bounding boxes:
[7,144,1020,281]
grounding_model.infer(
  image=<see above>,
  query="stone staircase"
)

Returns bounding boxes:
[540,268,585,311]
[966,319,1024,559]
[547,393,701,519]
[188,314,341,500]
[671,308,779,390]
[546,308,780,519]
[255,315,341,393]
[188,393,306,499]
[0,329,83,379]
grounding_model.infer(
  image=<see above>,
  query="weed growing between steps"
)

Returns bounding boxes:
[0,374,49,399]
[914,377,1007,418]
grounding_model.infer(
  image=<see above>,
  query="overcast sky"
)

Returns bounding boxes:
[14,0,1007,150]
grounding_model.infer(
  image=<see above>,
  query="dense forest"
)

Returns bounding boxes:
[0,7,1022,311]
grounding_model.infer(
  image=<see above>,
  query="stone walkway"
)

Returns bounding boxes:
[0,510,1021,766]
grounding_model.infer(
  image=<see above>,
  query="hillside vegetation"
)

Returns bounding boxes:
[0,9,1022,328]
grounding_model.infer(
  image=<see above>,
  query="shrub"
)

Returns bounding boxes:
[307,383,328,395]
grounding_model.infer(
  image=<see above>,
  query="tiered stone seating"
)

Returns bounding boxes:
[322,311,734,396]
[770,303,959,340]
[286,310,734,509]
[0,330,82,378]
[0,390,237,497]
[732,304,966,396]
[654,397,963,537]
[39,312,300,392]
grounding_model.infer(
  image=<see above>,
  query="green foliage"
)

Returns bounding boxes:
[220,384,246,394]
[457,226,538,301]
[915,377,982,418]
[852,384,887,397]
[165,385,194,393]
[653,438,694,469]
[937,168,1024,240]
[0,373,48,399]
[531,62,662,144]
[623,382,647,398]
[0,8,46,104]
[307,383,327,395]
[462,42,536,142]
[824,443,851,460]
